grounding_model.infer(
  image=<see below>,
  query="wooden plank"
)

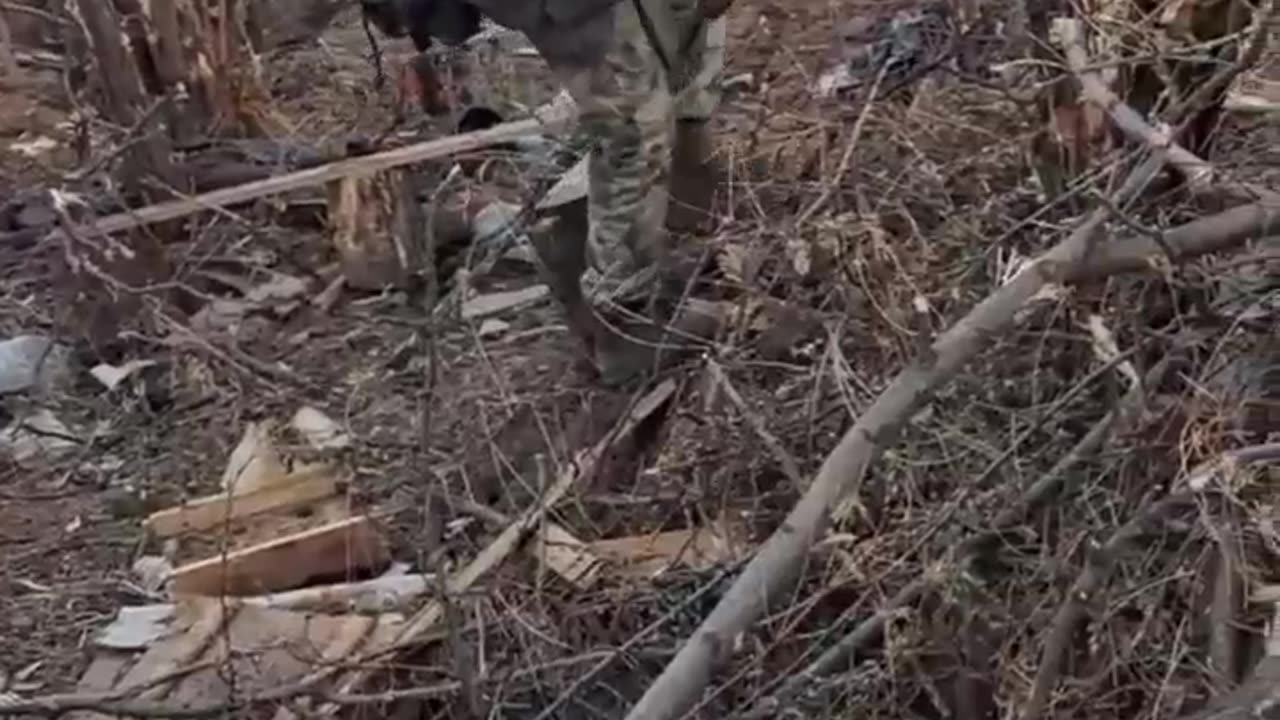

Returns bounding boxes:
[55,96,576,242]
[170,515,391,596]
[143,465,343,538]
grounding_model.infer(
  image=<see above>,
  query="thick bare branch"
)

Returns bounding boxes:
[1073,201,1280,282]
[626,49,1280,713]
[621,142,1170,720]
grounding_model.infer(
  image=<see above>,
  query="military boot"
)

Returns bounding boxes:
[666,119,719,235]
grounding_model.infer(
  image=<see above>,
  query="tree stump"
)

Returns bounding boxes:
[327,170,426,291]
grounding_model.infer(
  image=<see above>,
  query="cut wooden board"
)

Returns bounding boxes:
[170,515,391,596]
[591,517,747,579]
[144,465,343,538]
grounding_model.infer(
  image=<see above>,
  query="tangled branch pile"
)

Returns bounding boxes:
[2,0,1280,718]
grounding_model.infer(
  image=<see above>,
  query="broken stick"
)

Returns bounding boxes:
[53,98,577,242]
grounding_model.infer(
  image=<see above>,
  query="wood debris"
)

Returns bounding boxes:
[68,384,738,713]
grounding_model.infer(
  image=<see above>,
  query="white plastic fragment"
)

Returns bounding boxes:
[0,336,71,394]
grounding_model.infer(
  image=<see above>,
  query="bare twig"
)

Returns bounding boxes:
[708,360,806,488]
[0,651,621,717]
[1162,0,1276,127]
[1055,18,1279,203]
[794,58,887,229]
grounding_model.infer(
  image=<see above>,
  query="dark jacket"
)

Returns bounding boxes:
[392,0,620,67]
[474,0,622,67]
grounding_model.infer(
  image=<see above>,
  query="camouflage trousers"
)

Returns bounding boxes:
[549,0,726,308]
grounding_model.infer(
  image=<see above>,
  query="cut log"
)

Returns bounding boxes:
[327,168,425,290]
[170,515,392,596]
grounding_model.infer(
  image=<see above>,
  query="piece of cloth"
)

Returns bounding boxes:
[549,0,725,308]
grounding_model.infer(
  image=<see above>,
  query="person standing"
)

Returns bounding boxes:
[363,0,732,384]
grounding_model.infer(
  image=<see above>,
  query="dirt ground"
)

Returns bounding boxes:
[3,0,1280,717]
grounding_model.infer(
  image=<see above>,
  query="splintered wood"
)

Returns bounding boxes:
[327,169,425,290]
[311,380,680,717]
[76,383,755,714]
[144,465,340,538]
[144,446,391,597]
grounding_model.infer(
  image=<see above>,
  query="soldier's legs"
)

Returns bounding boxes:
[554,0,675,310]
[545,3,727,383]
[669,13,726,233]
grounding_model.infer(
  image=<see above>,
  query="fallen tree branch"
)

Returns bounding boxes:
[1024,444,1280,719]
[1071,201,1280,282]
[1055,17,1279,204]
[627,52,1280,712]
[707,360,806,488]
[1174,657,1280,720]
[1161,0,1275,129]
[738,355,1173,717]
[622,139,1171,720]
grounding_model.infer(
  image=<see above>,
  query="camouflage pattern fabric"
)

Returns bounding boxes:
[549,0,726,308]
